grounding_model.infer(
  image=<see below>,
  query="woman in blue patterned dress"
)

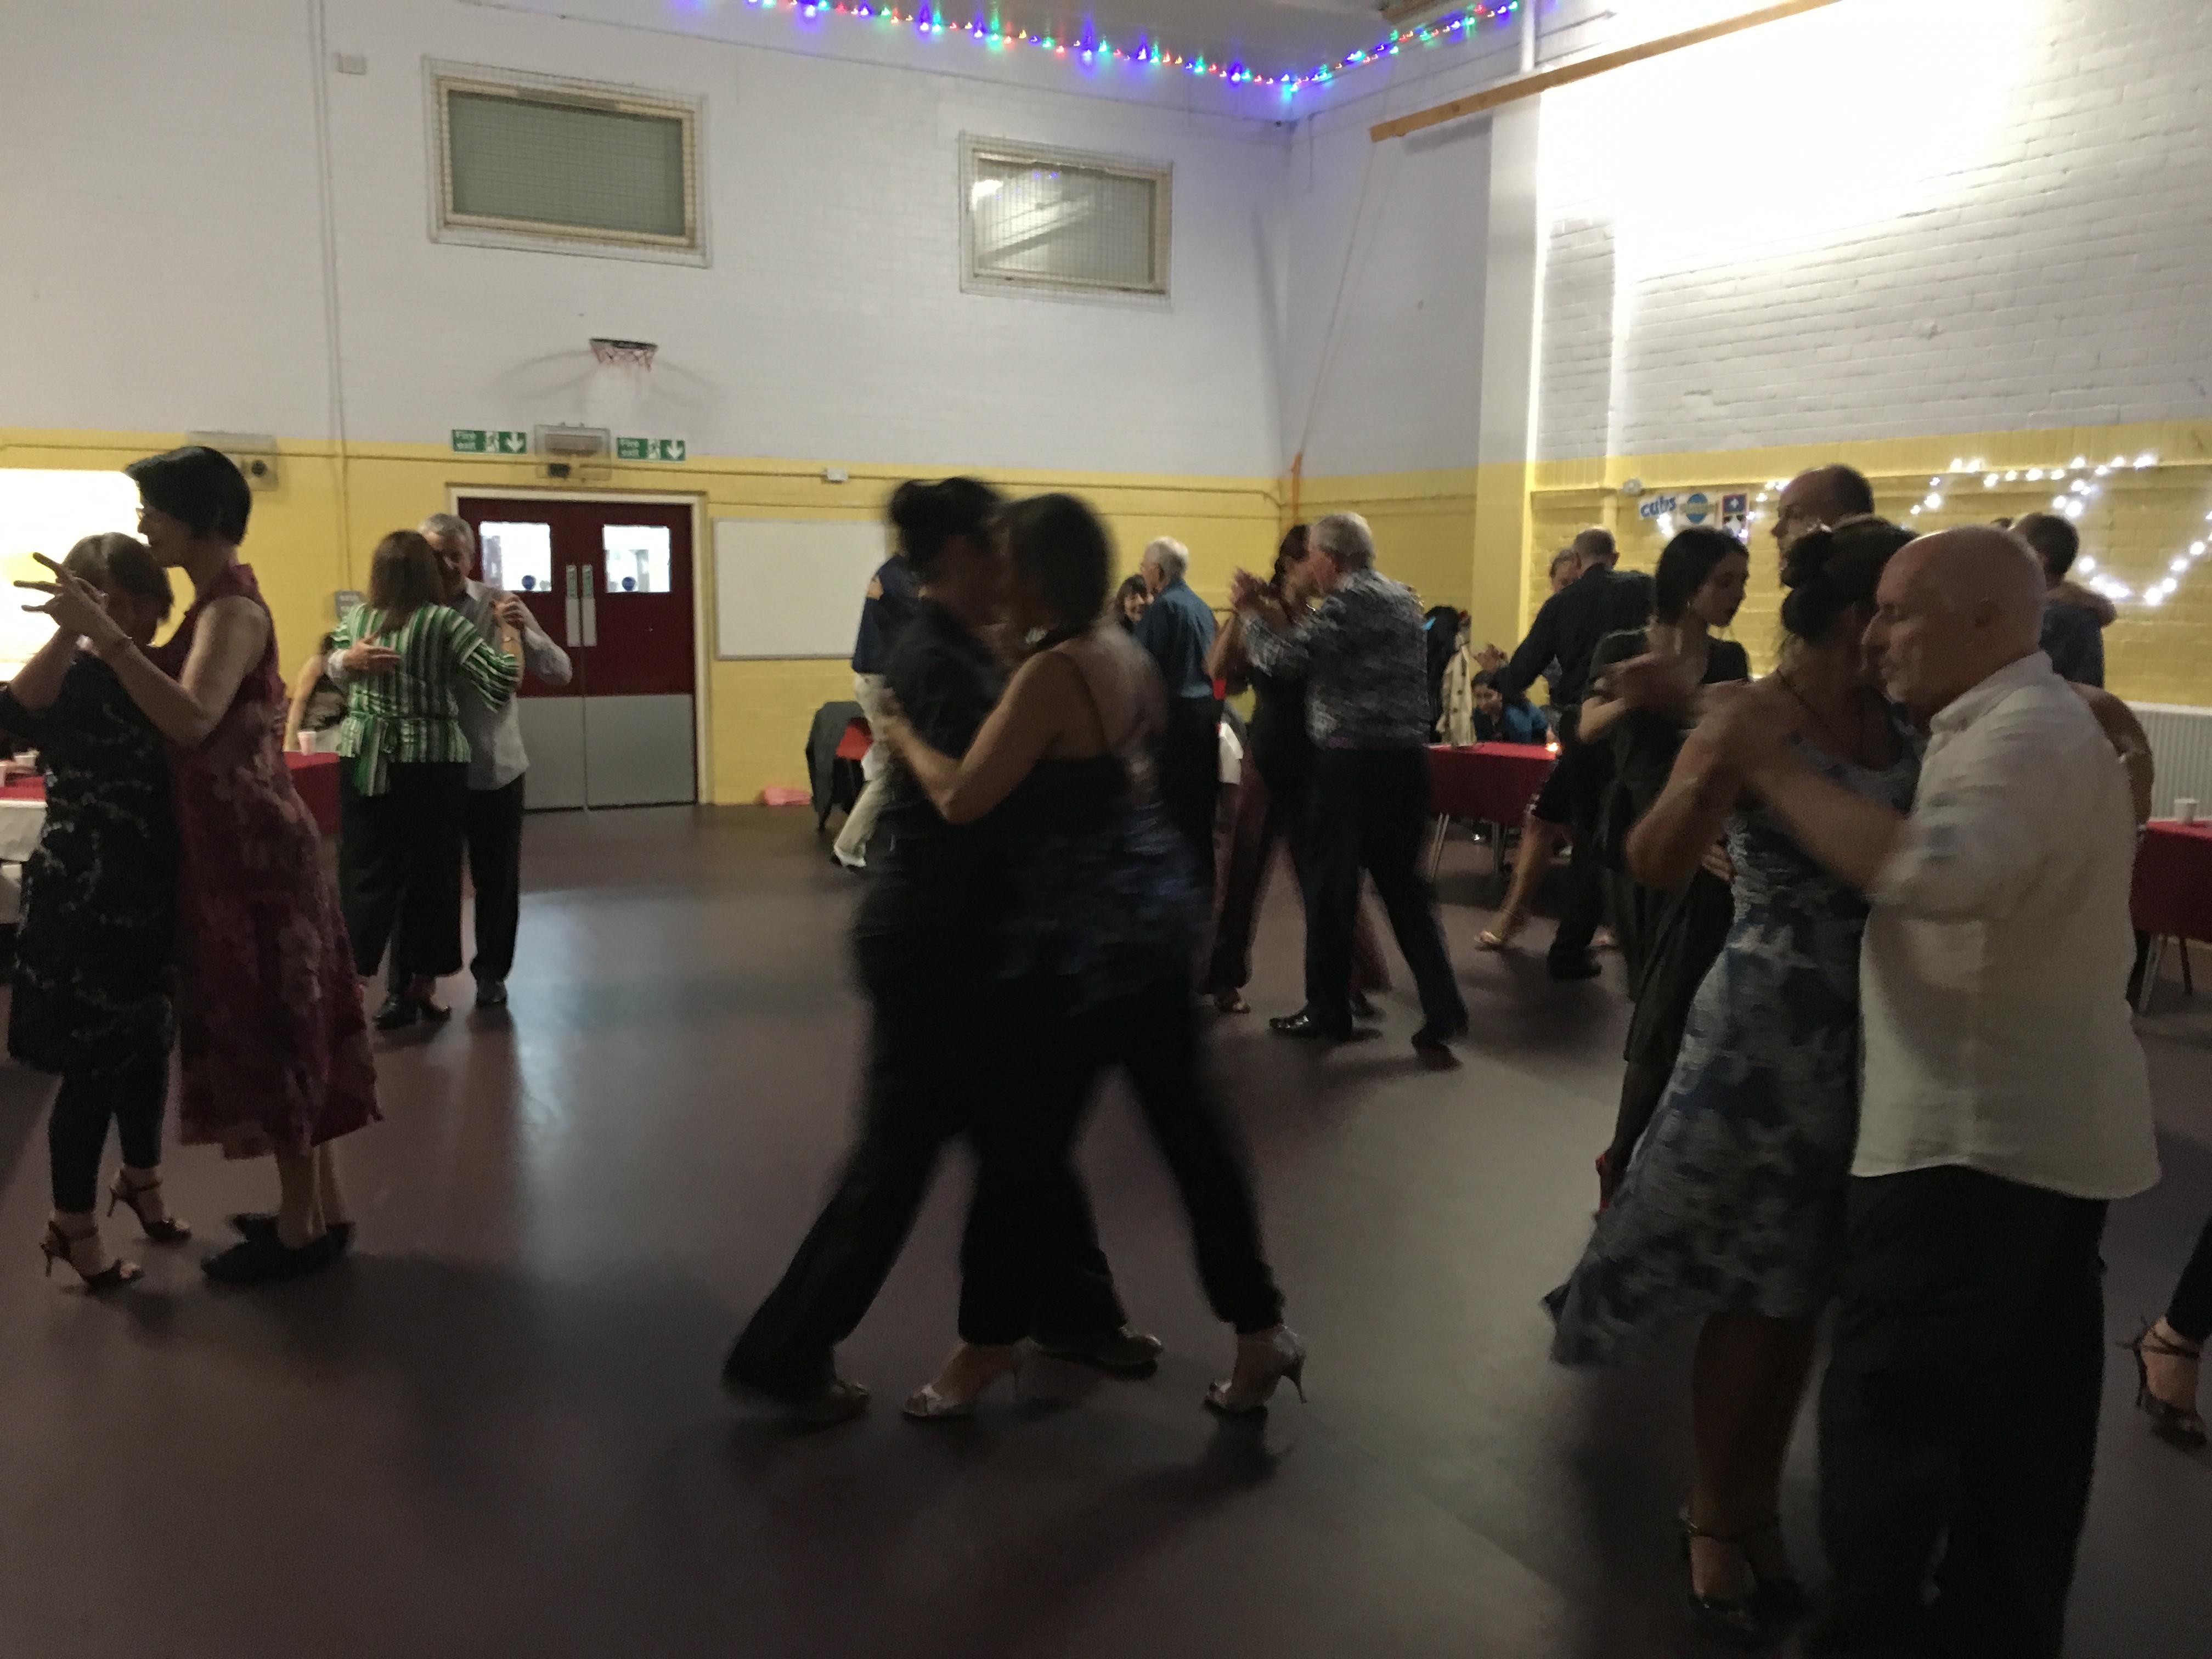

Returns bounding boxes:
[1545,518,1921,1645]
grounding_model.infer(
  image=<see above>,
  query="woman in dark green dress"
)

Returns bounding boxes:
[1578,528,1751,1209]
[5,535,183,1290]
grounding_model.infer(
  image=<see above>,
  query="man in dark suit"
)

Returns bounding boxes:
[1493,528,1655,979]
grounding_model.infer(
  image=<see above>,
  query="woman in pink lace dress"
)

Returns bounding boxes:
[25,447,379,1284]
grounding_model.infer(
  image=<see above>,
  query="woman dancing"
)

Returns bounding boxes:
[1577,527,1750,1207]
[723,479,1152,1424]
[880,493,1302,1419]
[331,530,521,1030]
[23,447,379,1284]
[1546,519,1919,1645]
[7,536,184,1289]
[1201,523,1388,1017]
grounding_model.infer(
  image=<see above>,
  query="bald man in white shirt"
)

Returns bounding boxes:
[1706,526,2158,1659]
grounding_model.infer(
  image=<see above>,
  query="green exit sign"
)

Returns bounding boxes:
[452,429,528,455]
[618,436,687,462]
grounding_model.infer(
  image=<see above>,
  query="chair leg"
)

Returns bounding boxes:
[2183,938,2194,996]
[2137,935,2168,1016]
[1428,815,1451,882]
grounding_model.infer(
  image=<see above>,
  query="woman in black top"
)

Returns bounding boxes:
[722,479,1146,1422]
[1578,527,1751,1207]
[1200,524,1387,1015]
[5,535,185,1289]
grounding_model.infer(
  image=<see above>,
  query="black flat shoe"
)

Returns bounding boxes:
[414,995,453,1026]
[1548,952,1602,981]
[720,1365,871,1428]
[372,993,420,1031]
[1269,1012,1368,1042]
[202,1230,340,1285]
[1349,992,1380,1020]
[1412,1020,1468,1056]
[1035,1325,1166,1376]
[230,1214,354,1255]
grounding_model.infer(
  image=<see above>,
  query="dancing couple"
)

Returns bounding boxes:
[14,447,378,1288]
[721,479,1302,1423]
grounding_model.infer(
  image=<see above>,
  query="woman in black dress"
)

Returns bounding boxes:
[882,494,1301,1419]
[1200,523,1389,1016]
[1577,527,1750,1208]
[6,535,184,1289]
[722,479,1151,1423]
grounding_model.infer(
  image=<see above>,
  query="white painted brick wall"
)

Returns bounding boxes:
[1533,0,2212,459]
[1,0,1290,477]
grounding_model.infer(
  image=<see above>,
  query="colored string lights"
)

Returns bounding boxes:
[733,2,1523,97]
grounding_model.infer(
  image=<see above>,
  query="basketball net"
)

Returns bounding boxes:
[584,338,657,444]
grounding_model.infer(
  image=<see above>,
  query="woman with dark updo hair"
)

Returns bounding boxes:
[1545,517,1920,1646]
[1577,527,1752,1207]
[724,478,1146,1423]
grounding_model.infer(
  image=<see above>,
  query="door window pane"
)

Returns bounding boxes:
[481,521,554,593]
[603,524,672,594]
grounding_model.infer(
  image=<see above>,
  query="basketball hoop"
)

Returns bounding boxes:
[590,337,658,369]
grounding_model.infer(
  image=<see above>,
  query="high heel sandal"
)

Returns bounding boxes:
[40,1221,143,1291]
[902,1344,1028,1421]
[2124,1319,2207,1449]
[1205,1327,1307,1417]
[1477,920,1522,951]
[1677,1511,1804,1637]
[109,1173,191,1244]
[1678,1516,1775,1648]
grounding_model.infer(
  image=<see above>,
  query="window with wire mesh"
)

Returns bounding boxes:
[964,142,1171,298]
[436,74,698,253]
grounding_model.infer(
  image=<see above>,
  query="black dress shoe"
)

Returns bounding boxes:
[231,1213,354,1254]
[1548,951,1602,981]
[202,1229,341,1285]
[1035,1325,1166,1376]
[1412,1020,1469,1056]
[372,992,420,1031]
[1269,1012,1374,1042]
[1350,992,1380,1020]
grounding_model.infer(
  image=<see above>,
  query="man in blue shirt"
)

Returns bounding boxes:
[832,546,918,870]
[1134,537,1221,894]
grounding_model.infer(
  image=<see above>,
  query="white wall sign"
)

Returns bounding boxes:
[713,518,889,659]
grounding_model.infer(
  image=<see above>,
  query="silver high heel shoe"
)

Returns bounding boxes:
[902,1343,1028,1421]
[1205,1327,1308,1416]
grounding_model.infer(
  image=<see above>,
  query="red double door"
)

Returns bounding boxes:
[455,496,697,809]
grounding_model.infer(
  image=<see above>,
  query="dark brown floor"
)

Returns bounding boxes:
[1,808,2205,1658]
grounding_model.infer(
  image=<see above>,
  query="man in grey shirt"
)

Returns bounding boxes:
[330,513,571,1008]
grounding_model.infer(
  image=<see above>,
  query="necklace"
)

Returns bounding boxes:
[1776,671,1877,765]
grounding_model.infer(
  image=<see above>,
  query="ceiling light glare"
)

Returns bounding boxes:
[2079,556,2098,573]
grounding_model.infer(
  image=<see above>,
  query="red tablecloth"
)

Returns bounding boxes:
[1428,742,1556,823]
[0,751,341,837]
[2132,820,2212,944]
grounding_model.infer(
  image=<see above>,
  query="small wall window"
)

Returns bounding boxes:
[428,64,706,265]
[961,137,1171,301]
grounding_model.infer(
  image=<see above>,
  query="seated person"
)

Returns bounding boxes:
[1474,681,1550,745]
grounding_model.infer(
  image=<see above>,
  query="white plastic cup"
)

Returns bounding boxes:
[2177,798,2200,825]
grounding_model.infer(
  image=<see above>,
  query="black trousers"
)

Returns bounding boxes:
[964,981,1284,1345]
[1817,1166,2109,1659]
[724,931,1126,1398]
[1301,748,1467,1035]
[1157,697,1222,899]
[465,777,526,983]
[340,761,470,983]
[1546,732,1608,967]
[48,1048,169,1213]
[2166,1210,2212,1345]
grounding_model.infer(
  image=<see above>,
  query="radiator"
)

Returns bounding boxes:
[2134,703,2212,820]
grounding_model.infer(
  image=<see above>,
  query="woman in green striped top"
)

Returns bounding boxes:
[333,531,521,1030]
